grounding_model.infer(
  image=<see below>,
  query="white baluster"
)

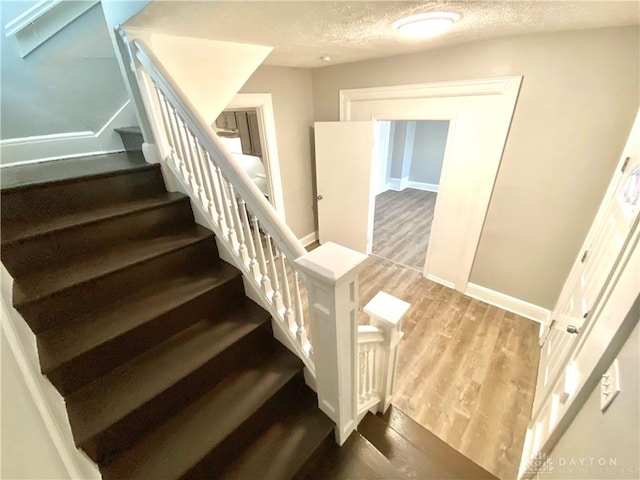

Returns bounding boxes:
[265,234,283,310]
[280,254,295,333]
[367,345,375,398]
[152,86,176,155]
[216,170,237,246]
[185,129,207,203]
[160,97,184,171]
[205,155,226,228]
[239,200,260,279]
[175,114,196,190]
[194,143,217,217]
[165,102,185,168]
[358,347,365,402]
[292,270,307,347]
[251,214,271,293]
[228,184,249,264]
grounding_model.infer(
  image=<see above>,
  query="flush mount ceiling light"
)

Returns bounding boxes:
[393,12,461,39]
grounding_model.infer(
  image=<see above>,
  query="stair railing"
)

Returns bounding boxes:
[125,35,410,445]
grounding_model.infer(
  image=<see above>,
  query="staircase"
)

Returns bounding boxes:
[1,151,497,479]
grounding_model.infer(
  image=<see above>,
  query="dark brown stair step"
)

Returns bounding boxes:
[14,225,213,305]
[295,430,402,480]
[101,344,303,480]
[360,407,498,479]
[1,190,190,247]
[38,262,244,395]
[1,160,165,222]
[0,152,147,190]
[1,194,193,278]
[67,301,273,464]
[191,378,333,480]
[115,126,143,152]
[16,232,220,334]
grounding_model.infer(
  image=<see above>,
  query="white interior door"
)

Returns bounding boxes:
[533,110,640,415]
[314,121,374,253]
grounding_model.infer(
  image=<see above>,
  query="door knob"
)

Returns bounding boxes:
[567,325,580,335]
[317,195,323,200]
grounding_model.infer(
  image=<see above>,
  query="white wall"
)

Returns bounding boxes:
[0,2,129,140]
[239,65,317,240]
[311,26,639,309]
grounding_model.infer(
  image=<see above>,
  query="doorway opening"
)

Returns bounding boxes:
[212,93,286,221]
[213,108,270,197]
[371,120,450,271]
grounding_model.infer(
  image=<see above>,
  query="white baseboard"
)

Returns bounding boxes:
[0,101,135,167]
[385,178,439,193]
[407,181,439,193]
[426,273,456,289]
[386,179,401,191]
[300,231,319,247]
[465,282,551,324]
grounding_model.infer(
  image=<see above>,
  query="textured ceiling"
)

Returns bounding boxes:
[128,1,640,68]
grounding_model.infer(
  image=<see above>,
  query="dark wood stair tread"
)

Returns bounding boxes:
[102,346,303,480]
[38,262,241,375]
[213,382,334,480]
[66,301,271,448]
[13,225,213,305]
[297,430,401,480]
[361,407,498,479]
[0,151,147,190]
[1,192,187,245]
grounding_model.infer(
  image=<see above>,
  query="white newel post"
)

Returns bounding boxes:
[295,242,368,445]
[363,291,410,413]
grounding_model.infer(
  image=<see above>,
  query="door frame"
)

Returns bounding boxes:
[225,93,286,221]
[340,77,522,291]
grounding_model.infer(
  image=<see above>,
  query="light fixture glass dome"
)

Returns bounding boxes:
[393,12,461,39]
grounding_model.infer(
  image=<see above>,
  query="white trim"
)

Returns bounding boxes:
[225,93,286,221]
[465,282,551,324]
[407,181,439,193]
[5,0,99,57]
[398,176,409,190]
[386,179,402,191]
[300,231,319,247]
[4,0,63,37]
[1,265,100,479]
[342,77,522,293]
[426,273,456,289]
[0,100,135,167]
[340,77,521,121]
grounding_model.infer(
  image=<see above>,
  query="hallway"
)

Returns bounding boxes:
[372,188,436,271]
[358,255,540,480]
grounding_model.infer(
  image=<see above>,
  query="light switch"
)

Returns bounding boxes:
[600,359,621,412]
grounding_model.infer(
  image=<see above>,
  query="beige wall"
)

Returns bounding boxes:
[311,26,639,308]
[239,65,316,239]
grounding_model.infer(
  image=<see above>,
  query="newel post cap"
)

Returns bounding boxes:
[364,291,411,326]
[295,242,368,283]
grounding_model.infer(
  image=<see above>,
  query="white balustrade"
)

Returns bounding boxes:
[124,33,410,447]
[361,291,410,413]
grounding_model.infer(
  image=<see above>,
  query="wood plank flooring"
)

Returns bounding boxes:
[358,255,541,480]
[372,189,436,271]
